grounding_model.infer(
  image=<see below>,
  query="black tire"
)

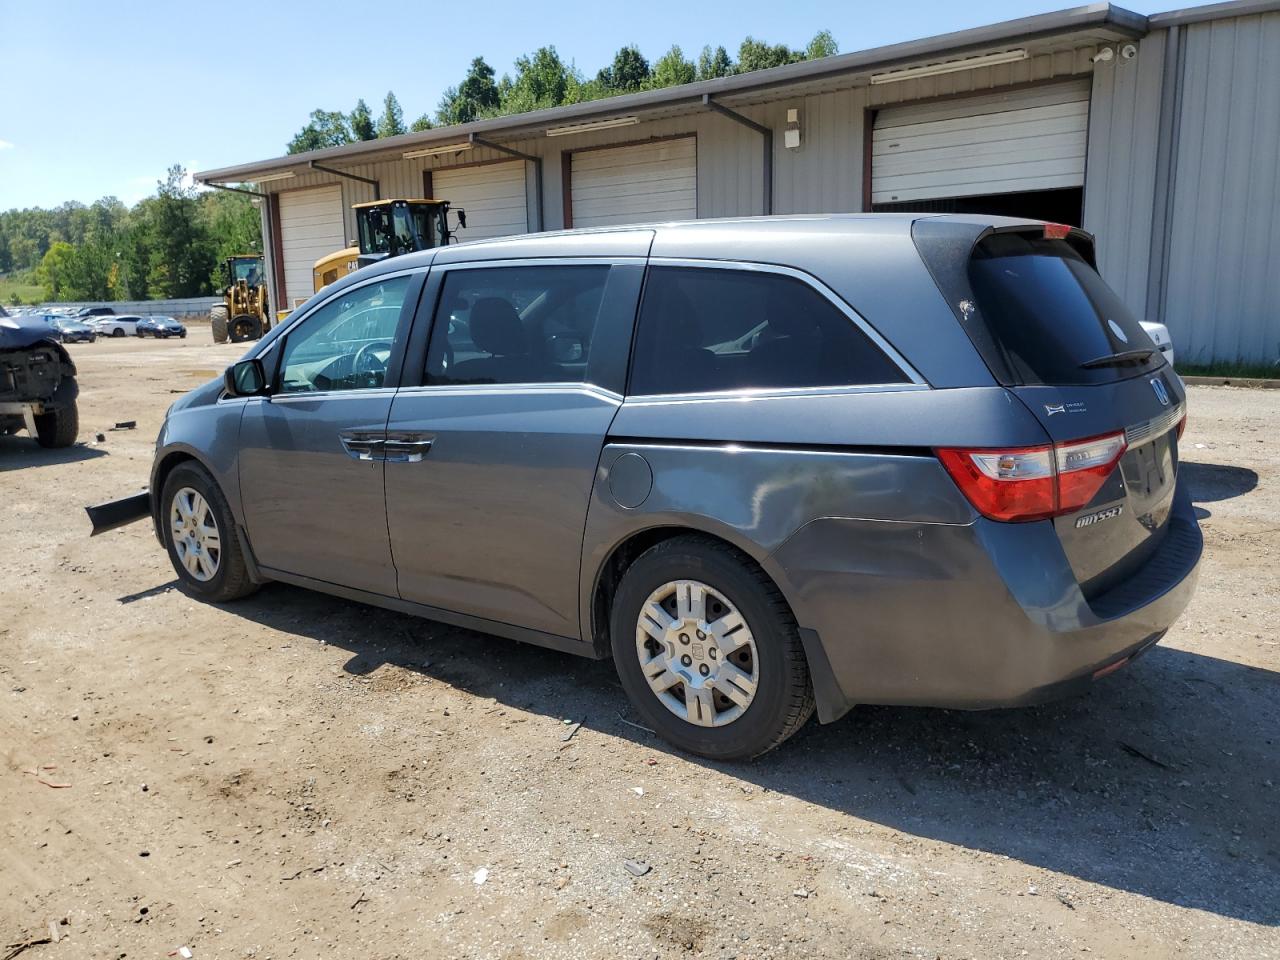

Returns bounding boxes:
[229,315,262,343]
[610,535,814,760]
[160,462,258,602]
[112,328,125,338]
[210,304,230,344]
[33,397,78,449]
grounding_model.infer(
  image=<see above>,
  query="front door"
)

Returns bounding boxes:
[238,273,417,596]
[384,260,643,639]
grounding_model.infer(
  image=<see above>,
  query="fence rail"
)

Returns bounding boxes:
[40,297,219,321]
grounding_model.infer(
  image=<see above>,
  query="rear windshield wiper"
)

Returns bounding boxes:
[1079,348,1158,369]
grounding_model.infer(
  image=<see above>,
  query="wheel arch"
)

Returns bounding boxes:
[586,521,800,659]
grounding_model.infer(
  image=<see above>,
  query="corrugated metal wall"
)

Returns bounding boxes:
[1161,10,1280,364]
[1084,33,1167,318]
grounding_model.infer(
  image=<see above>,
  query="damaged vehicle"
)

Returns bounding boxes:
[0,309,80,448]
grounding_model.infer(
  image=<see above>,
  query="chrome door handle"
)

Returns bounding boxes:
[383,438,434,463]
[339,433,385,461]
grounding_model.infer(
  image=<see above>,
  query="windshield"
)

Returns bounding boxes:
[231,259,261,285]
[967,233,1163,386]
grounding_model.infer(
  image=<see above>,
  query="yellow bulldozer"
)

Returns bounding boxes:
[280,199,467,320]
[210,255,270,344]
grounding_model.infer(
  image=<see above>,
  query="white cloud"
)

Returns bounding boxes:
[0,139,14,151]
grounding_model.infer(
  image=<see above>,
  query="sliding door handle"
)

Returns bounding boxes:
[339,432,385,461]
[383,438,434,463]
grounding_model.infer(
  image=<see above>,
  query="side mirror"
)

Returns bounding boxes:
[456,209,467,229]
[224,358,267,397]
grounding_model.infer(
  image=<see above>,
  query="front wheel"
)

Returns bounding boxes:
[112,328,125,338]
[228,315,263,343]
[610,536,814,760]
[160,462,258,602]
[33,400,78,448]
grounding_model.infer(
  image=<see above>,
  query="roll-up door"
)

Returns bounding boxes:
[570,137,697,227]
[872,81,1091,204]
[278,185,346,308]
[433,161,529,241]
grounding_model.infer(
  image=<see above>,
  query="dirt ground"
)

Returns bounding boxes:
[2,335,1277,960]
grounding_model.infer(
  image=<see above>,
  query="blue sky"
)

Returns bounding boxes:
[1,0,1209,211]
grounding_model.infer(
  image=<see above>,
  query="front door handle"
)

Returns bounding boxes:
[339,432,385,461]
[383,437,434,463]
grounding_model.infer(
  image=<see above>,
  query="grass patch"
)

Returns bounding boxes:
[0,272,46,306]
[1178,362,1280,380]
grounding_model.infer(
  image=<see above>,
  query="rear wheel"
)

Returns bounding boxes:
[160,462,257,602]
[210,304,230,343]
[111,328,125,338]
[229,314,262,343]
[610,536,814,760]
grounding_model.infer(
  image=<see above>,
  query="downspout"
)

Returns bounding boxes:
[1148,24,1184,326]
[469,134,545,232]
[308,161,381,199]
[703,94,773,215]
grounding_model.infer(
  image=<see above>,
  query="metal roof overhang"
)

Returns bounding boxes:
[197,2,1150,186]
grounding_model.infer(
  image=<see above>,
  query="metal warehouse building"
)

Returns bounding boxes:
[197,0,1280,364]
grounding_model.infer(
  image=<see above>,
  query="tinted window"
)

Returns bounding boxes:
[628,267,907,396]
[278,276,410,393]
[425,265,611,386]
[967,234,1162,385]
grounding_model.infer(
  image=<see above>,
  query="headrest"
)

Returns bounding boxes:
[469,298,526,356]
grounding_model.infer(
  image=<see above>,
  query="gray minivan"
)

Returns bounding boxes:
[126,215,1202,759]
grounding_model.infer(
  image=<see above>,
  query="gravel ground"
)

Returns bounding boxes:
[2,337,1277,959]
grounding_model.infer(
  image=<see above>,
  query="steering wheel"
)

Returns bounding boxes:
[352,340,394,388]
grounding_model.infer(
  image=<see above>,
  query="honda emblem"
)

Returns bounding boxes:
[1151,378,1170,406]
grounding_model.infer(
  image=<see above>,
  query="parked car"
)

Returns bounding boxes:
[42,315,98,343]
[95,215,1202,760]
[0,312,79,447]
[136,316,188,339]
[89,314,143,337]
[73,306,116,321]
[1140,321,1175,367]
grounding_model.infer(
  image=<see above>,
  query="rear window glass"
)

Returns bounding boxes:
[629,267,907,396]
[967,234,1162,386]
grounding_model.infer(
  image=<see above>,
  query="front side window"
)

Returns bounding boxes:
[628,266,908,396]
[278,276,411,393]
[425,265,611,386]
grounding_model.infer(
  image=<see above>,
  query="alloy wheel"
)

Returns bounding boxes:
[170,487,221,582]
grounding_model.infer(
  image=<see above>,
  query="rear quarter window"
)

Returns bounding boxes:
[628,266,908,396]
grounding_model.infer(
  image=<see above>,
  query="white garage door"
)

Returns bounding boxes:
[571,137,697,228]
[433,161,529,242]
[278,185,346,307]
[872,81,1090,204]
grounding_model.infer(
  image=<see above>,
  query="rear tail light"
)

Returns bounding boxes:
[1043,222,1073,240]
[1176,413,1187,440]
[937,431,1127,522]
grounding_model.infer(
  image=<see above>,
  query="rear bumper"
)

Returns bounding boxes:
[771,481,1202,721]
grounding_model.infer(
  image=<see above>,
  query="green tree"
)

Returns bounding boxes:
[437,57,501,125]
[697,45,734,80]
[350,98,376,140]
[377,92,407,138]
[146,166,214,298]
[200,188,262,290]
[410,114,434,132]
[736,36,802,74]
[805,30,838,59]
[37,242,75,299]
[596,45,650,92]
[646,45,696,88]
[500,47,582,114]
[287,109,354,154]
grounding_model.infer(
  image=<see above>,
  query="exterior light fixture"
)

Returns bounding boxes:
[870,49,1029,84]
[546,116,640,137]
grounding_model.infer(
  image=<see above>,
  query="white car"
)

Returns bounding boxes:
[90,315,144,338]
[1140,320,1174,368]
